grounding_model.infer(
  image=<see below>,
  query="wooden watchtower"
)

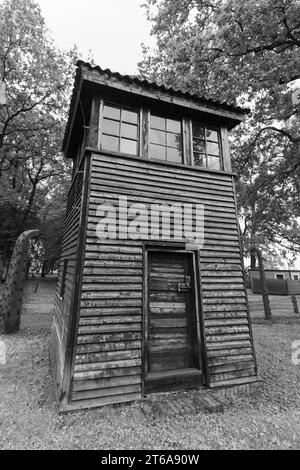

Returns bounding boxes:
[50,61,258,412]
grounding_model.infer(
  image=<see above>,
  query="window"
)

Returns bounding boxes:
[149,114,183,163]
[60,259,68,299]
[275,274,284,280]
[294,275,299,280]
[192,123,222,170]
[101,103,139,155]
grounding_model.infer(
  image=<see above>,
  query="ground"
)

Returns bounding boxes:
[0,278,299,450]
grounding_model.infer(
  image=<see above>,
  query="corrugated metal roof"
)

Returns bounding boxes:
[77,60,247,114]
[62,60,249,155]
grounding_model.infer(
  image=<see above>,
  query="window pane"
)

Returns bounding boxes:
[102,135,119,152]
[121,122,138,140]
[150,144,166,160]
[167,147,182,163]
[120,138,137,155]
[122,109,138,124]
[192,124,205,139]
[151,115,165,130]
[167,132,182,149]
[166,118,181,134]
[207,141,220,156]
[102,118,120,136]
[207,155,221,169]
[207,128,219,142]
[103,104,120,121]
[150,129,165,145]
[193,139,205,153]
[194,153,206,167]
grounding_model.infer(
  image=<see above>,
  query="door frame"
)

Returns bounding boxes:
[141,243,206,395]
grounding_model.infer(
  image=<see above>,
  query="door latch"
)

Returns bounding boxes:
[177,276,191,292]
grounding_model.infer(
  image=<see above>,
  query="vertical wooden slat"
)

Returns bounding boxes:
[88,95,101,148]
[221,126,231,172]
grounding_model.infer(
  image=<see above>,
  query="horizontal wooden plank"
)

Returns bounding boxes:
[72,374,141,392]
[77,332,141,344]
[65,392,141,410]
[72,384,141,401]
[209,368,256,383]
[208,354,254,366]
[81,291,141,300]
[81,299,142,308]
[79,316,142,326]
[78,324,141,335]
[79,307,142,317]
[205,318,249,327]
[207,347,253,358]
[76,340,141,354]
[206,325,250,335]
[74,366,141,381]
[74,358,141,373]
[75,349,141,364]
[206,340,252,350]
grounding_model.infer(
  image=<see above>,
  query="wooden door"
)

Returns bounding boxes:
[144,251,202,393]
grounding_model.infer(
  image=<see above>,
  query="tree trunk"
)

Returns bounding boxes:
[41,259,48,278]
[250,249,256,269]
[257,248,272,320]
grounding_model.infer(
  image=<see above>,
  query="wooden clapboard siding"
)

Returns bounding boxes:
[70,236,143,405]
[64,151,256,408]
[50,164,84,391]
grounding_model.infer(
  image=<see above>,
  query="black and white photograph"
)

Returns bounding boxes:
[0,0,299,452]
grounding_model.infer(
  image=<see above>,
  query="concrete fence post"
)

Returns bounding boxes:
[0,230,39,334]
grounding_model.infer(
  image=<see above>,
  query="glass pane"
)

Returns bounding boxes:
[102,118,120,136]
[167,132,182,149]
[207,141,220,156]
[120,138,138,155]
[207,155,221,169]
[150,144,166,160]
[103,104,120,121]
[167,147,182,163]
[207,128,219,142]
[121,122,138,140]
[192,124,205,139]
[122,109,138,124]
[151,115,165,130]
[166,118,181,134]
[150,129,166,145]
[194,153,206,167]
[193,139,205,153]
[102,135,119,152]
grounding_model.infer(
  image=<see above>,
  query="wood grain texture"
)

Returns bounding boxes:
[55,151,257,408]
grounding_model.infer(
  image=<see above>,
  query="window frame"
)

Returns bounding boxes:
[190,120,224,171]
[148,110,185,164]
[96,100,228,172]
[99,101,141,157]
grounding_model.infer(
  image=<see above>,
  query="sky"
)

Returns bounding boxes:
[37,0,154,74]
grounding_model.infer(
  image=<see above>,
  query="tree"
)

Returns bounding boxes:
[0,0,76,267]
[38,173,70,275]
[139,0,300,264]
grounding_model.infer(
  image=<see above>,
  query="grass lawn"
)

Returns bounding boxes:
[0,280,300,449]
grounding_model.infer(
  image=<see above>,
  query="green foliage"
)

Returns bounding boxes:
[139,0,300,266]
[0,0,76,268]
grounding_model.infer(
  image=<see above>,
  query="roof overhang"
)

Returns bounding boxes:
[63,61,249,158]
